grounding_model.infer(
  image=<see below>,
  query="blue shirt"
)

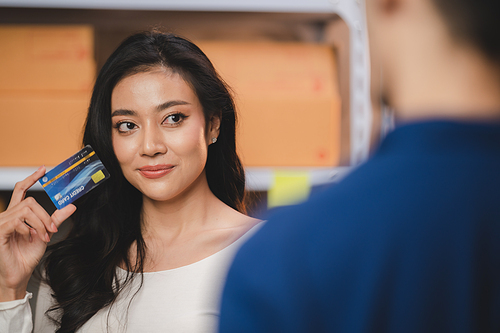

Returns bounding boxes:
[219,120,500,332]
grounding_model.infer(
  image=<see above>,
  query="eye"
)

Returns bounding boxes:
[116,121,137,133]
[163,113,187,125]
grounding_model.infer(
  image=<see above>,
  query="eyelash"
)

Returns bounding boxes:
[113,112,188,134]
[163,112,188,126]
[114,121,137,133]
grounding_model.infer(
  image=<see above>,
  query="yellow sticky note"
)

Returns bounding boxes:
[268,171,311,208]
[91,170,105,184]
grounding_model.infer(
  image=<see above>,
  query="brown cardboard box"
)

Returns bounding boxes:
[238,97,340,167]
[0,91,89,166]
[0,25,95,92]
[0,25,94,166]
[198,41,341,167]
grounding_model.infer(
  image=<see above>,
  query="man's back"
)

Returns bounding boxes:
[220,120,500,332]
[219,0,500,331]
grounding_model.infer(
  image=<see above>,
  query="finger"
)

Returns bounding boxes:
[21,208,51,243]
[8,166,46,209]
[12,218,32,239]
[29,228,34,243]
[22,226,40,244]
[0,208,38,242]
[50,204,77,234]
[7,217,40,244]
[23,197,55,233]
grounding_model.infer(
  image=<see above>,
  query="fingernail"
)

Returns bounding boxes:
[37,165,44,172]
[51,222,58,233]
[45,233,51,242]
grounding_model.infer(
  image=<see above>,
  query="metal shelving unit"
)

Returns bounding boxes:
[1,0,346,12]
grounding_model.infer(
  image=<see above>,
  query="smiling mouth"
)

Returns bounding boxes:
[138,165,175,179]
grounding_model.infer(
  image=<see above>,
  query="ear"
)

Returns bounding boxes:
[208,114,221,142]
[378,0,402,13]
[368,0,403,17]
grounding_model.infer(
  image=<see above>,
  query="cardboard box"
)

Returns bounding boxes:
[238,97,340,166]
[0,25,94,167]
[0,91,89,166]
[0,25,94,92]
[199,41,341,167]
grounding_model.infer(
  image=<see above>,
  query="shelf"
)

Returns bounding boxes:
[0,167,351,192]
[0,0,337,13]
[245,167,351,191]
[0,167,43,191]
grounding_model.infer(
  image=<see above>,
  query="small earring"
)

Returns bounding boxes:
[211,137,217,144]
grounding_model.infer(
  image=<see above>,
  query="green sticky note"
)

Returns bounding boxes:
[268,171,311,208]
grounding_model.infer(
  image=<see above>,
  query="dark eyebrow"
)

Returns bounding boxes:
[111,109,137,117]
[157,100,190,111]
[111,100,190,117]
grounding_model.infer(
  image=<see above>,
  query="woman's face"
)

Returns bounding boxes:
[111,68,219,202]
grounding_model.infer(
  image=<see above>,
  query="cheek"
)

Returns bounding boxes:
[170,123,208,161]
[112,134,135,167]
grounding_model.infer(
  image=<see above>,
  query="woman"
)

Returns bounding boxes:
[0,31,260,332]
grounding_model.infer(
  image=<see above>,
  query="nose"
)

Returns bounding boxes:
[140,123,167,157]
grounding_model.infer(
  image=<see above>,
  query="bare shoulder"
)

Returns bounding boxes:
[225,206,262,231]
[209,203,263,249]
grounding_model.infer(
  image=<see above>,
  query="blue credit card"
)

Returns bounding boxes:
[39,145,110,209]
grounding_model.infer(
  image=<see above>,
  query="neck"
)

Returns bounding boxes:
[140,171,222,239]
[376,0,500,122]
[391,45,500,122]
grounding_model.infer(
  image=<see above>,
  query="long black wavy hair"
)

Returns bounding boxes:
[43,31,246,332]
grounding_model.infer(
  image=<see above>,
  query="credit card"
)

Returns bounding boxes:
[39,145,110,209]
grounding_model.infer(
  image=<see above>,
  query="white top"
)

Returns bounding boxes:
[0,223,262,333]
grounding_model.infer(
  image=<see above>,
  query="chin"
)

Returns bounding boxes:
[142,190,178,202]
[133,184,175,202]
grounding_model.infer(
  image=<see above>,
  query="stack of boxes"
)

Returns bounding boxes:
[0,30,340,168]
[0,25,95,166]
[200,41,341,207]
[200,41,341,167]
[0,28,341,208]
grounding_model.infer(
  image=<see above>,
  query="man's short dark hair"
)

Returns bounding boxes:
[431,0,500,64]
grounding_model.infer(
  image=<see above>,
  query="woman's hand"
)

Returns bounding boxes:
[0,166,76,302]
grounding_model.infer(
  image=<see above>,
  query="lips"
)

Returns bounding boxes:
[138,164,175,179]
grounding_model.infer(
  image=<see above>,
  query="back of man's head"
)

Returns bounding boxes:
[367,0,500,121]
[432,0,500,64]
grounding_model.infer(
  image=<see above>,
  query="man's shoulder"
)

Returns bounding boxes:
[236,143,500,262]
[237,164,385,257]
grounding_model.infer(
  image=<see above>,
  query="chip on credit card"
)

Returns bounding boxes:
[39,145,110,209]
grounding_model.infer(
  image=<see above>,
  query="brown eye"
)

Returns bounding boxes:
[164,113,186,125]
[117,122,137,132]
